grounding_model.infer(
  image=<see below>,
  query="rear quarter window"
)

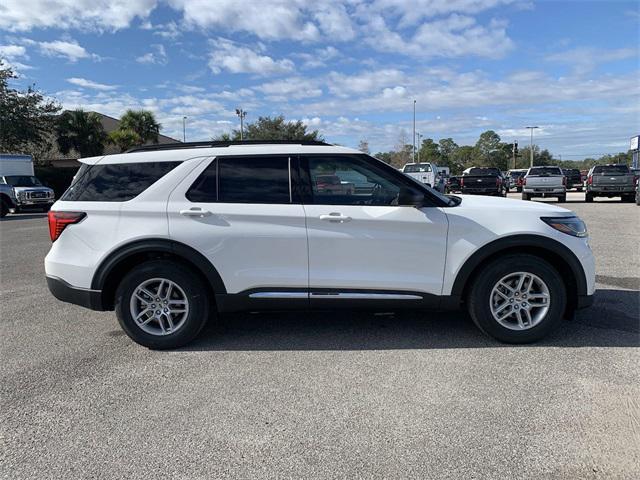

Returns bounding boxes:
[61,162,180,201]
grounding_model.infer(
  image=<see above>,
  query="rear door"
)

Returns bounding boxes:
[300,154,449,305]
[167,155,308,297]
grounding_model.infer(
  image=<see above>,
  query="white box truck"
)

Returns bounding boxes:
[0,154,55,212]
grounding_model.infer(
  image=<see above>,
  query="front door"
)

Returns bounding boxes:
[300,154,449,304]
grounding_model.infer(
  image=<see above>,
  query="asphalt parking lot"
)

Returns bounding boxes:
[1,191,638,479]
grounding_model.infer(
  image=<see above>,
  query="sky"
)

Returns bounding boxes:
[1,0,639,158]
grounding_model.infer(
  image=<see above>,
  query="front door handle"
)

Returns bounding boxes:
[319,213,352,223]
[180,207,211,218]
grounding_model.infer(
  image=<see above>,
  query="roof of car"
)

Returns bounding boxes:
[79,143,361,165]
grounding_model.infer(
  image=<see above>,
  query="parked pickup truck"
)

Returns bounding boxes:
[562,168,583,191]
[585,164,636,203]
[401,162,437,188]
[522,166,566,202]
[460,167,506,196]
[0,183,17,217]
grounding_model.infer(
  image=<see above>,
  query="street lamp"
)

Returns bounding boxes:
[525,126,539,167]
[235,108,247,140]
[182,116,187,143]
[412,100,416,163]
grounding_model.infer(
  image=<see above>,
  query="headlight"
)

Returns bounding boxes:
[541,216,588,238]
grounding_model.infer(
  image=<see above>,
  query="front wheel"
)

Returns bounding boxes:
[0,199,8,218]
[467,255,566,343]
[558,194,566,202]
[115,260,211,349]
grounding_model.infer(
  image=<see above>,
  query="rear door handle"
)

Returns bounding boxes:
[180,207,211,217]
[319,213,351,223]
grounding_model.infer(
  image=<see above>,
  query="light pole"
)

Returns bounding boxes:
[412,100,416,163]
[416,132,422,163]
[525,126,539,167]
[235,108,247,140]
[182,116,187,142]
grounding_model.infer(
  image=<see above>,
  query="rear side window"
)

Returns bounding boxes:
[187,156,291,204]
[61,162,180,201]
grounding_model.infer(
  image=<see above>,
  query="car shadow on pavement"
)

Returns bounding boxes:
[0,213,48,221]
[183,288,639,352]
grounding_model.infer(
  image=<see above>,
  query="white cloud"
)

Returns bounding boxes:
[0,45,27,59]
[258,77,323,101]
[328,69,406,96]
[39,39,94,62]
[67,77,117,91]
[208,38,294,76]
[136,44,168,65]
[0,0,157,31]
[546,47,638,75]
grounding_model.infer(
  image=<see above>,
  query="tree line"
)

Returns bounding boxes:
[367,130,634,174]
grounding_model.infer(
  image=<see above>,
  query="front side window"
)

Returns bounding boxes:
[61,162,180,201]
[306,155,421,206]
[187,156,291,204]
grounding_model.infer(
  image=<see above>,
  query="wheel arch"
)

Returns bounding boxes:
[451,235,587,315]
[92,239,226,310]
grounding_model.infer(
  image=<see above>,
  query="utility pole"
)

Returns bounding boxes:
[525,126,539,167]
[416,133,422,163]
[412,100,416,163]
[235,108,247,140]
[182,116,187,142]
[512,140,518,169]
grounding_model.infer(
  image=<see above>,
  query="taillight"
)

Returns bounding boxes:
[48,211,86,242]
[587,175,593,185]
[460,178,464,187]
[562,176,567,186]
[523,177,527,186]
[496,177,502,185]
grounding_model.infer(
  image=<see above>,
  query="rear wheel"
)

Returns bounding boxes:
[521,193,530,201]
[585,192,594,203]
[467,255,566,343]
[115,260,210,349]
[0,199,8,218]
[558,194,566,202]
[622,194,634,203]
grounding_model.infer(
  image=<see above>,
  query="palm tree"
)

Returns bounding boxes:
[108,129,142,152]
[119,109,161,144]
[56,109,107,158]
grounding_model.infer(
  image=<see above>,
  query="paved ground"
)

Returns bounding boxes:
[1,192,638,479]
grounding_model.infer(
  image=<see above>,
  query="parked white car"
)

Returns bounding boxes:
[45,141,595,349]
[401,162,438,188]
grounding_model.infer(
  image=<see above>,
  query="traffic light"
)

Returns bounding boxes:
[512,141,518,156]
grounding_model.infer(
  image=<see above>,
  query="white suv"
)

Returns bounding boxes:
[45,141,595,349]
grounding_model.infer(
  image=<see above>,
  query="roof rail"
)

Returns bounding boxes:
[126,139,332,153]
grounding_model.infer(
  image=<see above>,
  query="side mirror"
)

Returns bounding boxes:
[398,187,425,207]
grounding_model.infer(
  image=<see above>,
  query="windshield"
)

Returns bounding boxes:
[3,175,43,187]
[592,165,629,175]
[528,167,562,176]
[403,163,431,173]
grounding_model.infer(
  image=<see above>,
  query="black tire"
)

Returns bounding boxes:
[516,187,522,193]
[585,192,593,203]
[622,194,634,203]
[576,187,583,192]
[0,199,8,218]
[521,193,530,201]
[558,194,566,202]
[636,191,640,206]
[467,254,566,343]
[115,260,211,349]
